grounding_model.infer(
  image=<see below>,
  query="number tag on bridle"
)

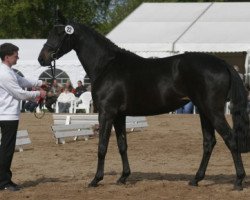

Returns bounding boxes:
[65,25,74,34]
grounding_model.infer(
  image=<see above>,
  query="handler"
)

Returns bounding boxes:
[0,43,47,191]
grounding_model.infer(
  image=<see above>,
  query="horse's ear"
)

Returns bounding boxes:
[55,9,67,25]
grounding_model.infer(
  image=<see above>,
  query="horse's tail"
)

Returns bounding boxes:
[227,63,250,153]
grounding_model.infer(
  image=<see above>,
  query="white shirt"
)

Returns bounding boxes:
[0,63,42,120]
[57,91,76,103]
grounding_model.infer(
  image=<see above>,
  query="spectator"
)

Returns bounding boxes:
[45,79,62,112]
[20,87,32,112]
[23,87,43,112]
[75,80,87,97]
[20,100,26,113]
[24,101,38,112]
[24,94,45,112]
[233,65,244,80]
[65,80,76,94]
[176,102,194,114]
[86,84,91,92]
[229,65,244,113]
[246,85,250,114]
[57,87,76,113]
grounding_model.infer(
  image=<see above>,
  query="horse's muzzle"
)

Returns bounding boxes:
[38,56,46,66]
[38,53,52,66]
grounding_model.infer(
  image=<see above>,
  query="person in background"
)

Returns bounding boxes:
[57,87,76,113]
[233,65,244,80]
[245,85,250,114]
[229,65,244,113]
[176,102,194,114]
[86,84,91,92]
[20,100,26,113]
[24,100,38,112]
[75,80,87,98]
[65,80,76,94]
[24,87,43,112]
[0,43,47,191]
[45,79,62,112]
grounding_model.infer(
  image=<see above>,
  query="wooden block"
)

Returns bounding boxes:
[51,124,93,132]
[126,122,148,129]
[54,130,94,139]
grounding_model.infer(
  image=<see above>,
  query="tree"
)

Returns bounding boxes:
[0,0,53,38]
[0,0,112,38]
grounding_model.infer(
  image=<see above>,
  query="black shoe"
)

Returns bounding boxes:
[9,181,19,187]
[0,182,21,192]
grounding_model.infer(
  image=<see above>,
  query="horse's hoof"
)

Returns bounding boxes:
[234,184,243,191]
[88,181,99,188]
[116,177,126,185]
[189,180,198,187]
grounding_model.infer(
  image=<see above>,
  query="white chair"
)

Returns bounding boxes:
[74,91,92,113]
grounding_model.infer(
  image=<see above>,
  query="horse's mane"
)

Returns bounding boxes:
[75,22,138,57]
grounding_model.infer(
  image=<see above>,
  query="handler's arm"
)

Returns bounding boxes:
[15,73,42,88]
[2,73,41,101]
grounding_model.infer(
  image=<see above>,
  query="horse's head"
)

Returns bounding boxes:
[38,21,75,66]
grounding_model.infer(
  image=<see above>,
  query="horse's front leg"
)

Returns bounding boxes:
[113,115,131,184]
[89,112,113,187]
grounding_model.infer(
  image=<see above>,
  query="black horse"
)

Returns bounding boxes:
[38,18,250,190]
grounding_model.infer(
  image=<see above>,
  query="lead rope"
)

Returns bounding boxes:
[34,60,57,119]
[50,59,56,81]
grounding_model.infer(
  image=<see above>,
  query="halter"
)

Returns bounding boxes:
[44,24,74,80]
[34,37,63,119]
[44,33,67,60]
[44,24,74,59]
[35,25,74,119]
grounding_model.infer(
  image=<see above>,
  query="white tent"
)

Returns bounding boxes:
[107,2,211,56]
[107,2,250,54]
[175,3,250,52]
[107,2,250,83]
[0,39,84,87]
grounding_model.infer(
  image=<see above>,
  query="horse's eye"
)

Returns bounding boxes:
[55,26,65,35]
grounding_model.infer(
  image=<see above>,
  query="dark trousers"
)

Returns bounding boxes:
[58,102,71,113]
[0,120,19,187]
[45,96,57,109]
[24,101,38,112]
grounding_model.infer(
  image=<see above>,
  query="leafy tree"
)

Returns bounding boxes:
[0,0,112,38]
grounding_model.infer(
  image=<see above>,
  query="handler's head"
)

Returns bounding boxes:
[0,43,19,66]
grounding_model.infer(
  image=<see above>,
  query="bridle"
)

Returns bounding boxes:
[35,25,74,119]
[43,25,69,80]
[44,24,74,79]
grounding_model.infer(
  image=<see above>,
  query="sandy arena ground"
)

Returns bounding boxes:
[0,113,250,200]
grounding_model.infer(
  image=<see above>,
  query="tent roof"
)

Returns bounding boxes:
[107,2,250,53]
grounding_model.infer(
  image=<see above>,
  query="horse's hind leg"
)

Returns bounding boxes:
[209,112,246,190]
[189,113,216,186]
[113,115,131,184]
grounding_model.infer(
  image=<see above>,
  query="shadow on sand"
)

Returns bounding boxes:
[20,177,66,188]
[125,172,250,187]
